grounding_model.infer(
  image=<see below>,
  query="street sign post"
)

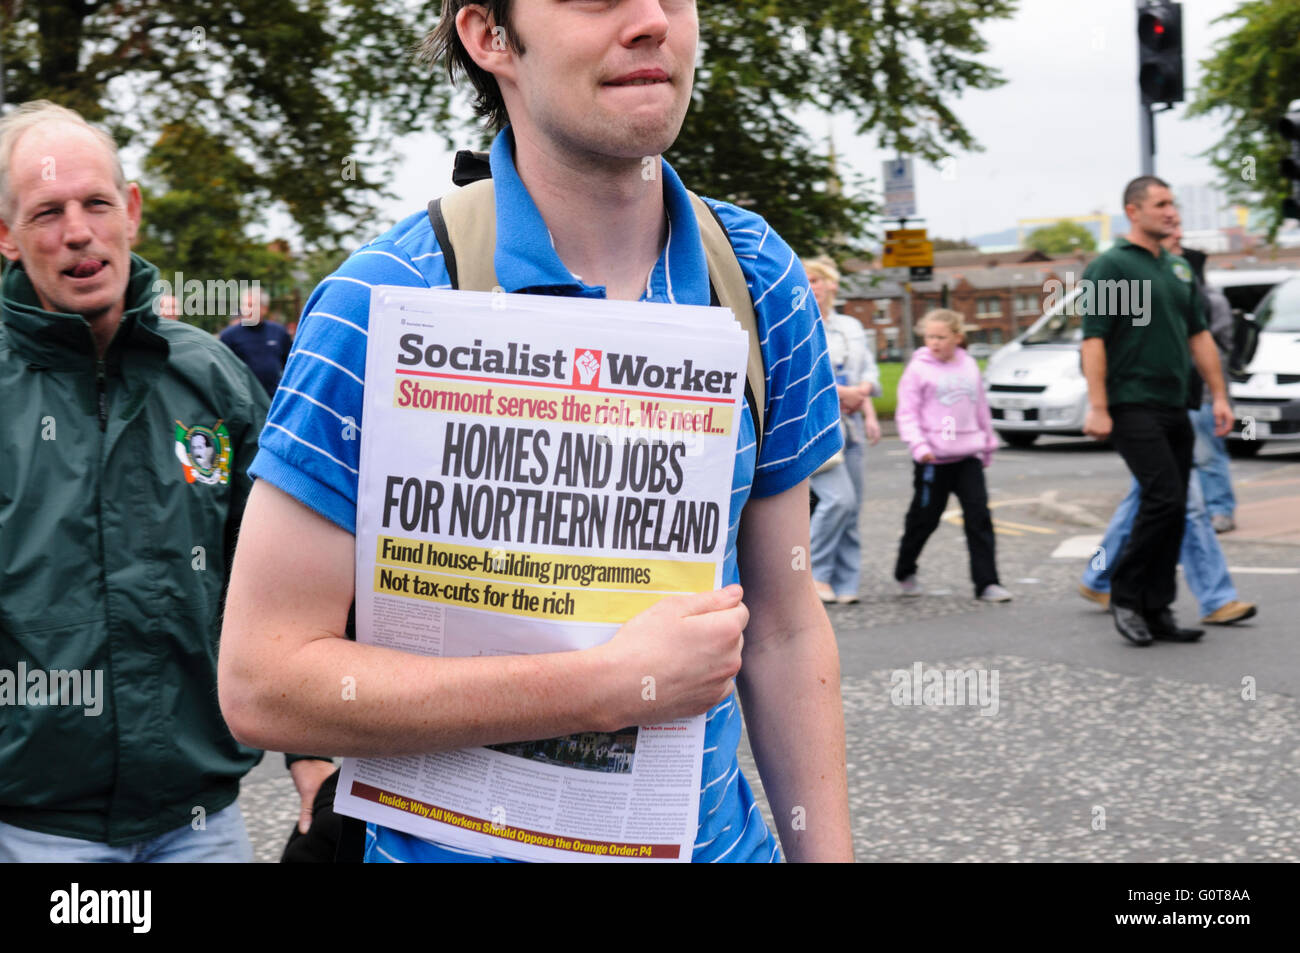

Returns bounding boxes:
[882,228,934,269]
[882,158,920,358]
[883,158,917,219]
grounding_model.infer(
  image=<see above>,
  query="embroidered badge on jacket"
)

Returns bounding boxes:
[174,420,231,485]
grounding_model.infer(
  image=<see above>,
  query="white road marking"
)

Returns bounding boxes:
[1237,463,1300,486]
[1051,534,1104,559]
[1225,567,1300,575]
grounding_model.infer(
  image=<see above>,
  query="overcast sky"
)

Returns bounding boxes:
[280,0,1253,247]
[833,0,1248,241]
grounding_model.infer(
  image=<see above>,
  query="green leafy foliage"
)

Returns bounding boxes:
[131,121,294,332]
[1187,0,1300,238]
[1024,220,1097,255]
[2,0,445,247]
[667,1,1017,259]
[3,0,1014,278]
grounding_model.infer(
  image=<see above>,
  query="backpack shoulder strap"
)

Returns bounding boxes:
[426,178,499,292]
[429,180,768,458]
[687,192,767,457]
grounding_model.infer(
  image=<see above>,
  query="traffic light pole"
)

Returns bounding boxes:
[1137,0,1155,175]
[1136,0,1183,176]
[1139,101,1155,176]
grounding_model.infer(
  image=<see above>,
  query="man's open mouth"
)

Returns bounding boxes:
[65,260,106,279]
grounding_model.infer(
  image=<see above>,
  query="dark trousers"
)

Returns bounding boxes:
[281,767,365,863]
[1108,404,1194,611]
[894,456,999,596]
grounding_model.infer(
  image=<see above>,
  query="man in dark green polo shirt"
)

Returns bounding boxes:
[1080,175,1234,646]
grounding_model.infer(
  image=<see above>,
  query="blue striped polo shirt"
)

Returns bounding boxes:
[250,127,842,863]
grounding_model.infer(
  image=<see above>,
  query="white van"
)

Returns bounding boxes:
[983,270,1291,447]
[1226,274,1300,456]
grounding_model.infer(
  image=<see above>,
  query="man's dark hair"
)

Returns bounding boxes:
[1123,175,1170,210]
[419,1,522,130]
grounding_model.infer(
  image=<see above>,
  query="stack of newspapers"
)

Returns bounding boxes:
[333,286,750,862]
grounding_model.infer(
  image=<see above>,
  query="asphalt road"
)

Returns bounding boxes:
[240,434,1300,862]
[736,433,1300,862]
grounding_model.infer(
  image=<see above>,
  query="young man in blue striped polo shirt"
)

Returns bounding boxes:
[218,0,852,862]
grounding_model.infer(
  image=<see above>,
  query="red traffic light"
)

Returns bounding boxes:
[1137,4,1184,104]
[1139,12,1177,49]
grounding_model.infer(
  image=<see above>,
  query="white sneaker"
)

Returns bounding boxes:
[978,584,1013,603]
[898,575,922,597]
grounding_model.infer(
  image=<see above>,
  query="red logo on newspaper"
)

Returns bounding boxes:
[572,348,602,389]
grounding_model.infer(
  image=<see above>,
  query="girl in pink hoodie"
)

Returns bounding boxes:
[893,310,1011,602]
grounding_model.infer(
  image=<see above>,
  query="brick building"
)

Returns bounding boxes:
[839,249,1090,360]
[837,244,1300,361]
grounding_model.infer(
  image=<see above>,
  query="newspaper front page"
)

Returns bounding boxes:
[333,287,749,862]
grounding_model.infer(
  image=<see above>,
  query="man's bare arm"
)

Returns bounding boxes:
[837,384,864,412]
[735,479,853,862]
[1080,337,1111,440]
[1189,329,1234,436]
[218,481,747,755]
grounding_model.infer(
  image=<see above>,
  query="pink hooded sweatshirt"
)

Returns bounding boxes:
[895,347,998,467]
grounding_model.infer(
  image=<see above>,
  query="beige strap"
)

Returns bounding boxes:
[435,180,765,441]
[688,192,765,441]
[438,178,500,292]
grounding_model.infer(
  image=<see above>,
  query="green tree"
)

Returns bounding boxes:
[1,0,443,247]
[132,120,294,332]
[668,1,1018,259]
[1024,221,1097,255]
[932,237,979,252]
[3,0,1016,262]
[1187,0,1300,239]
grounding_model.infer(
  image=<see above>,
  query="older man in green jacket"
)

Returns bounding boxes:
[0,101,273,860]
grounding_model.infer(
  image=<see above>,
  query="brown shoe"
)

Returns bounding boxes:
[1201,601,1257,625]
[1079,584,1110,609]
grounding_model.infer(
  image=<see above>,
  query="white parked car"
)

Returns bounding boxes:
[982,287,1088,447]
[982,270,1291,448]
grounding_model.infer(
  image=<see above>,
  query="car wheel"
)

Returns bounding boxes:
[999,431,1038,448]
[1226,439,1265,458]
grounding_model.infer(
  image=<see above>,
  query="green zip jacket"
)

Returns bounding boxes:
[0,254,268,845]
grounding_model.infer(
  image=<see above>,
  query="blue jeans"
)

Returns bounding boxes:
[0,802,253,862]
[1191,401,1236,518]
[810,439,864,597]
[1081,470,1236,617]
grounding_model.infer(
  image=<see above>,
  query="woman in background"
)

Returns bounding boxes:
[804,256,881,605]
